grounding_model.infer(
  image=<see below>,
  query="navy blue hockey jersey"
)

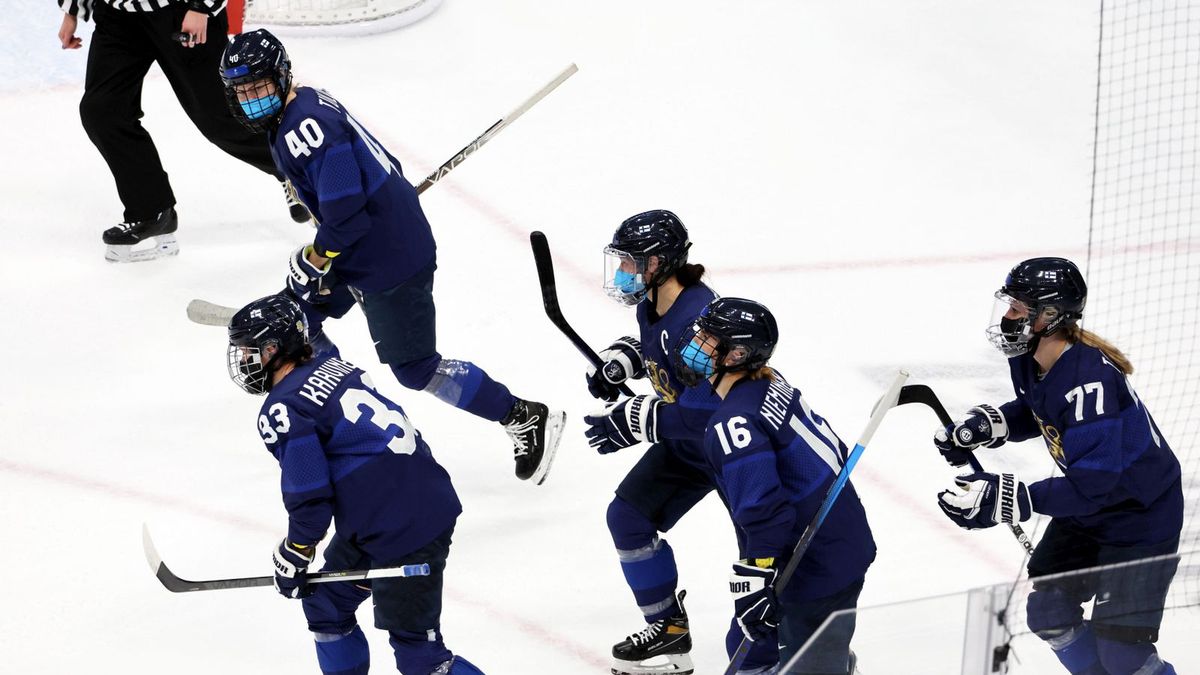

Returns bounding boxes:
[257,353,462,561]
[635,283,723,446]
[703,374,875,601]
[999,344,1182,546]
[270,87,436,293]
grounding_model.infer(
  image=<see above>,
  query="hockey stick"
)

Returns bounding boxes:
[186,64,579,328]
[143,524,430,593]
[897,384,1034,554]
[186,298,237,327]
[414,63,578,194]
[724,371,909,675]
[529,230,634,398]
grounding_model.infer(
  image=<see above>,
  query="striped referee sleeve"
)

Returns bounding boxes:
[57,0,93,22]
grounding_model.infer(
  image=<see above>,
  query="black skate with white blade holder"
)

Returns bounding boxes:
[502,399,565,486]
[611,590,694,675]
[102,207,179,263]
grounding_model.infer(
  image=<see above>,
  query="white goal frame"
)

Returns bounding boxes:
[241,0,444,36]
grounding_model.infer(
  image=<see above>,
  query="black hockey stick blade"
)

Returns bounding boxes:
[142,524,430,593]
[529,231,633,397]
[898,384,954,426]
[896,385,1035,554]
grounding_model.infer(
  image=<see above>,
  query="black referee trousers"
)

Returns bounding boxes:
[80,2,278,222]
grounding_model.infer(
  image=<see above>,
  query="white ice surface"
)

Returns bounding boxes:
[3,1,1195,673]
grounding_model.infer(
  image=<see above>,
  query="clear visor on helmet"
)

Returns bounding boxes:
[603,247,649,306]
[985,292,1061,357]
[227,343,270,395]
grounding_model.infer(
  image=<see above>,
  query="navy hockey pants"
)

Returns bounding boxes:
[1026,519,1179,674]
[292,262,516,422]
[302,528,471,675]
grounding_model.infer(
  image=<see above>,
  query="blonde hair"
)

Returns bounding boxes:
[1065,324,1133,374]
[748,366,777,382]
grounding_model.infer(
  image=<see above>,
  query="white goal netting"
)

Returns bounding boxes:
[243,0,443,35]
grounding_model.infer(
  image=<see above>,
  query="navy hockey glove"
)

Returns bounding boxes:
[937,472,1031,530]
[730,560,779,642]
[272,538,316,599]
[585,336,646,402]
[583,395,660,454]
[933,404,1009,467]
[286,244,332,303]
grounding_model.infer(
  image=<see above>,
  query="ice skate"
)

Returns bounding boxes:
[102,208,179,263]
[611,591,694,675]
[282,179,312,224]
[502,399,564,485]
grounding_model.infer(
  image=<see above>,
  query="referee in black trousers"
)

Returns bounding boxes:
[58,0,309,263]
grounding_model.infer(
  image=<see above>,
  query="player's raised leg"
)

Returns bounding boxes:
[355,264,563,485]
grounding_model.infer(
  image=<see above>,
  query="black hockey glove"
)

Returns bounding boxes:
[583,395,660,454]
[730,560,779,642]
[272,538,316,599]
[933,404,1009,467]
[286,244,333,304]
[937,472,1031,530]
[586,336,646,402]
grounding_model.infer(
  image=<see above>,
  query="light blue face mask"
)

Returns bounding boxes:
[613,269,645,295]
[679,339,715,379]
[240,94,282,120]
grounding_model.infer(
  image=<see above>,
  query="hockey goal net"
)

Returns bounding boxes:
[230,0,443,36]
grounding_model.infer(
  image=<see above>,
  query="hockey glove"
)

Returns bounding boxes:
[933,404,1009,467]
[272,538,316,599]
[730,560,779,643]
[937,472,1031,530]
[286,244,332,303]
[585,336,646,402]
[583,395,660,454]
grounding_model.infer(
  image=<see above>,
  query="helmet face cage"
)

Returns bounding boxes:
[603,246,650,306]
[227,342,271,395]
[226,295,310,394]
[673,324,723,388]
[985,290,1069,357]
[220,31,292,134]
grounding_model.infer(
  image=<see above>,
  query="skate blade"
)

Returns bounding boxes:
[105,235,179,263]
[530,409,566,486]
[611,653,695,675]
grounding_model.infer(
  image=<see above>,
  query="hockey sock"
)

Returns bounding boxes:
[314,625,369,675]
[1096,637,1171,675]
[390,628,454,675]
[607,498,680,622]
[397,358,515,422]
[1042,622,1106,675]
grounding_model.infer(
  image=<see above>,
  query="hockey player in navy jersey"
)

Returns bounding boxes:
[218,30,563,486]
[935,258,1181,675]
[581,211,778,675]
[671,297,875,673]
[227,294,485,675]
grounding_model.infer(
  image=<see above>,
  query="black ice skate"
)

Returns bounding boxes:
[282,179,312,224]
[611,590,694,675]
[102,208,179,263]
[502,399,564,485]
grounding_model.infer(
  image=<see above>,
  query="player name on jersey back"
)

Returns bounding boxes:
[759,377,797,431]
[297,356,357,406]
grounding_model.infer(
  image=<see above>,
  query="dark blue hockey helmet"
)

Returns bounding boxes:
[227,294,310,395]
[603,210,692,305]
[987,257,1087,357]
[220,29,292,134]
[673,297,779,388]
